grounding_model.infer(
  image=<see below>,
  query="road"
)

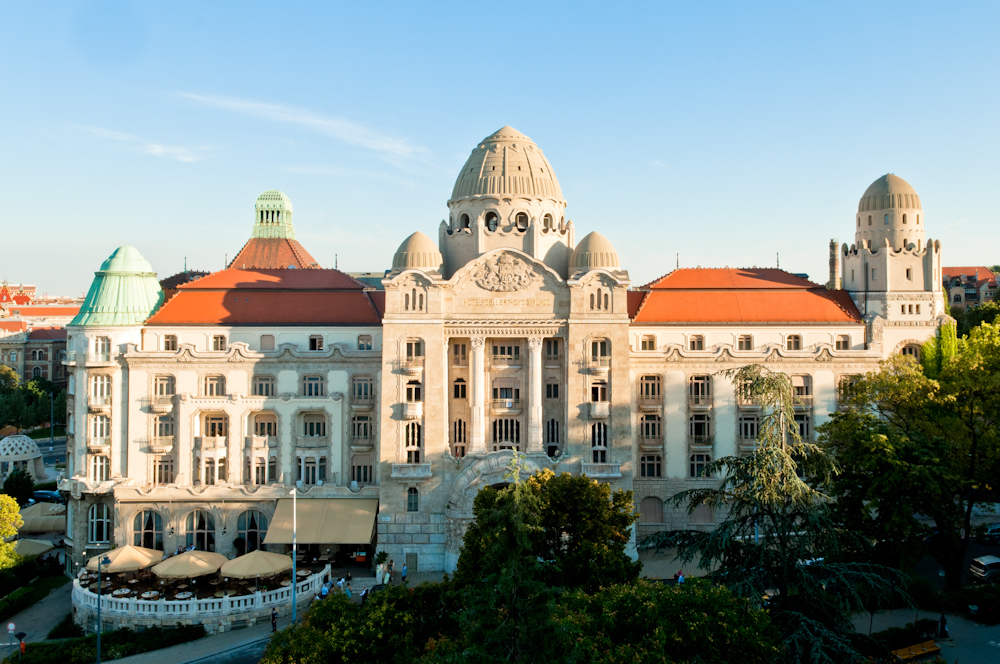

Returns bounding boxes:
[37,438,66,466]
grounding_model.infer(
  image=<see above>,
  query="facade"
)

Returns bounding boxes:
[0,326,69,387]
[943,266,997,311]
[61,128,947,586]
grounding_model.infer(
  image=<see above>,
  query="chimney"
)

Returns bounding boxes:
[828,239,841,289]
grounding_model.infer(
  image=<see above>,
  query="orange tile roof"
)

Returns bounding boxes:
[942,266,996,279]
[229,238,320,270]
[632,268,862,324]
[146,268,381,326]
[8,306,81,317]
[627,291,647,318]
[0,321,27,333]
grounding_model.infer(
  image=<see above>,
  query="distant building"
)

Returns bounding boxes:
[0,326,68,386]
[942,266,997,311]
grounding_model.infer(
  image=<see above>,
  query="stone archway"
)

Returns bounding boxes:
[442,451,552,571]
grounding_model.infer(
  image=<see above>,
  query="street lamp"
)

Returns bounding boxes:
[291,487,297,625]
[96,554,110,664]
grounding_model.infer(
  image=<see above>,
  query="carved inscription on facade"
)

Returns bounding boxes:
[474,253,535,292]
[464,297,551,307]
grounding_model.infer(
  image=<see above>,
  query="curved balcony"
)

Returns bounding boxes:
[194,436,227,450]
[350,436,374,452]
[87,395,112,414]
[490,398,522,415]
[688,434,714,451]
[244,435,274,450]
[71,565,330,635]
[390,463,432,481]
[148,437,174,454]
[86,437,110,453]
[400,358,424,377]
[794,395,814,409]
[490,354,521,370]
[146,396,175,413]
[589,401,610,420]
[581,462,621,480]
[350,397,375,413]
[587,357,610,375]
[402,402,423,420]
[296,435,329,449]
[638,396,662,413]
[639,436,662,453]
[688,394,713,411]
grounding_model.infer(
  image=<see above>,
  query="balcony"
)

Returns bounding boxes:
[490,398,522,415]
[194,436,227,450]
[390,463,432,481]
[87,437,110,453]
[589,401,610,419]
[688,394,712,410]
[736,397,762,411]
[400,358,424,377]
[296,435,329,449]
[639,436,662,453]
[62,351,77,366]
[688,435,714,452]
[587,356,611,375]
[738,438,757,454]
[146,395,174,413]
[794,394,814,409]
[149,437,174,454]
[350,397,375,413]
[350,436,374,452]
[638,395,662,412]
[402,401,423,420]
[244,435,274,450]
[87,395,112,414]
[452,356,468,368]
[581,462,622,480]
[85,352,115,367]
[490,354,522,370]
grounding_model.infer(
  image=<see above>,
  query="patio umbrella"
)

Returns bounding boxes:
[18,502,67,533]
[20,502,66,517]
[86,545,164,572]
[13,539,54,557]
[220,550,293,579]
[151,550,228,578]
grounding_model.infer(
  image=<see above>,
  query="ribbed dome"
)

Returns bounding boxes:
[256,189,293,212]
[71,246,165,327]
[392,232,443,271]
[451,126,564,202]
[570,232,620,271]
[0,435,41,462]
[858,174,921,212]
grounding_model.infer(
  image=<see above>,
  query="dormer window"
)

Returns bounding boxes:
[309,335,324,351]
[640,335,656,351]
[689,335,704,351]
[737,335,753,351]
[835,335,850,351]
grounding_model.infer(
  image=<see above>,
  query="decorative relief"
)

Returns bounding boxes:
[528,337,543,350]
[470,337,485,349]
[474,253,535,292]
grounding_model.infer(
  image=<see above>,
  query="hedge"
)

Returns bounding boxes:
[0,576,69,623]
[6,625,207,664]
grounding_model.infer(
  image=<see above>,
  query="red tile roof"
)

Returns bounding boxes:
[145,268,381,326]
[0,321,27,333]
[28,327,67,340]
[627,291,647,318]
[632,268,862,324]
[7,306,80,317]
[229,238,320,270]
[942,266,996,280]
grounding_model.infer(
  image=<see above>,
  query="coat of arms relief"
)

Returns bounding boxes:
[474,253,535,292]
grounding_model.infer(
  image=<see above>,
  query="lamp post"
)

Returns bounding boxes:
[49,391,54,450]
[291,487,297,625]
[96,554,110,664]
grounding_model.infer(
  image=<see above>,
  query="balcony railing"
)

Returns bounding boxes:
[244,435,274,449]
[688,394,712,409]
[490,354,522,368]
[350,396,375,412]
[86,352,114,365]
[144,395,175,413]
[390,463,432,481]
[638,395,662,411]
[87,437,110,453]
[490,398,521,414]
[587,356,611,373]
[149,437,174,454]
[402,402,423,420]
[589,401,610,419]
[296,435,329,449]
[400,358,424,376]
[580,462,622,479]
[794,394,814,409]
[88,395,112,413]
[194,436,227,450]
[350,435,374,451]
[688,434,714,449]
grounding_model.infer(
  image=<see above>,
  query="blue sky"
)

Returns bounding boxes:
[4,1,999,295]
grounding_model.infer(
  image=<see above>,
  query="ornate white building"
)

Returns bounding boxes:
[60,127,946,577]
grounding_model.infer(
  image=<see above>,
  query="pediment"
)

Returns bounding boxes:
[448,249,563,293]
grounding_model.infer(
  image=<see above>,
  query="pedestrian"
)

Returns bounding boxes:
[677,570,685,585]
[346,570,353,583]
[938,613,948,639]
[345,583,352,599]
[271,608,278,632]
[402,562,408,583]
[361,587,369,606]
[336,577,345,590]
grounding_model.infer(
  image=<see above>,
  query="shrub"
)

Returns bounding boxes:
[0,576,70,622]
[6,625,206,664]
[871,619,938,650]
[47,613,83,639]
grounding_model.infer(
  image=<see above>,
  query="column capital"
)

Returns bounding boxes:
[528,337,543,350]
[470,337,485,350]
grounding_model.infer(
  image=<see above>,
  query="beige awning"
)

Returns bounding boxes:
[220,550,293,579]
[152,550,229,578]
[87,545,164,572]
[19,515,66,533]
[14,539,54,557]
[263,498,377,545]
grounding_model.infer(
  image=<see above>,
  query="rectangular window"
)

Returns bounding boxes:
[454,380,467,399]
[253,375,275,397]
[260,334,275,351]
[906,268,912,280]
[738,415,758,440]
[795,413,811,439]
[452,342,467,366]
[737,335,753,351]
[544,338,560,361]
[406,340,424,359]
[690,454,711,478]
[212,335,227,351]
[640,455,662,478]
[786,335,802,351]
[835,335,850,350]
[163,335,178,351]
[352,375,375,401]
[546,382,559,399]
[358,335,373,351]
[303,414,326,437]
[492,344,520,361]
[689,335,704,351]
[254,414,277,436]
[302,375,325,397]
[204,414,227,437]
[640,335,656,351]
[203,375,226,396]
[688,375,711,405]
[406,381,422,402]
[639,375,661,401]
[153,375,175,396]
[303,458,318,485]
[871,268,877,281]
[590,381,608,402]
[309,335,324,351]
[154,458,175,485]
[155,415,174,438]
[352,455,373,484]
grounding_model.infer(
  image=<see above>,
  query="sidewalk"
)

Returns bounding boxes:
[109,614,292,664]
[7,582,71,643]
[852,608,1000,664]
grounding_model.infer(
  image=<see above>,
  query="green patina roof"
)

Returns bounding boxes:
[70,246,165,327]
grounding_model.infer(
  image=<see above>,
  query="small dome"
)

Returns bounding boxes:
[858,174,921,212]
[451,126,564,202]
[392,232,443,271]
[570,232,620,271]
[99,246,155,274]
[0,435,41,462]
[255,190,293,212]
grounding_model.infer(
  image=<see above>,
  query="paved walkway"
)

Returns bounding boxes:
[8,582,71,643]
[852,609,1000,663]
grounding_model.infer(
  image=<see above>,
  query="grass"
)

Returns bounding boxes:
[26,427,65,440]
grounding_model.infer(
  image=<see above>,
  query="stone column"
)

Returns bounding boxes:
[469,337,487,454]
[527,337,543,454]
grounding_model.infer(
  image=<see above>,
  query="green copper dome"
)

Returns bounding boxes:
[70,246,165,327]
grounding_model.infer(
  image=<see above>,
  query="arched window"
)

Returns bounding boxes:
[542,213,553,230]
[640,496,663,523]
[916,214,920,225]
[31,367,41,378]
[953,294,962,303]
[901,345,921,361]
[405,423,422,463]
[154,414,174,438]
[460,213,470,230]
[186,510,216,551]
[902,214,907,224]
[868,215,872,226]
[133,510,163,549]
[407,487,419,512]
[591,422,608,463]
[640,455,662,478]
[546,419,560,458]
[485,211,499,232]
[90,374,111,403]
[638,374,661,403]
[492,419,520,451]
[884,214,889,225]
[237,510,268,553]
[515,212,529,231]
[88,503,111,543]
[857,216,860,227]
[452,419,467,458]
[453,378,467,400]
[786,335,802,351]
[90,414,110,440]
[689,335,704,351]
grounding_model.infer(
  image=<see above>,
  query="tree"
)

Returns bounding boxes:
[3,469,34,506]
[640,365,902,664]
[0,366,18,394]
[0,494,21,571]
[952,301,1000,338]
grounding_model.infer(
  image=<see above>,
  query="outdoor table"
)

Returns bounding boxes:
[177,584,189,590]
[214,590,231,598]
[297,570,311,577]
[175,592,193,600]
[280,580,290,587]
[141,591,159,600]
[209,580,219,585]
[112,588,130,597]
[128,579,138,585]
[238,580,249,585]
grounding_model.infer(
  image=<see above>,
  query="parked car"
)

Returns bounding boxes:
[970,555,1000,583]
[32,490,65,504]
[977,524,1000,544]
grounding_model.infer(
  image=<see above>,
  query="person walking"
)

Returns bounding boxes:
[401,562,408,584]
[345,583,352,599]
[271,608,278,633]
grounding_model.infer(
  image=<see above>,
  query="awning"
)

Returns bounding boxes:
[263,498,378,545]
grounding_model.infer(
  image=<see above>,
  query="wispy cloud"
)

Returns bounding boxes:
[80,125,208,162]
[179,92,423,159]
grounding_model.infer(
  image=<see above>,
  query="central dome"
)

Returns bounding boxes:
[256,189,293,212]
[858,174,921,212]
[450,126,564,202]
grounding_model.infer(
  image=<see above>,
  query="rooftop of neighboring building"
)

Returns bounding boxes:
[27,327,67,341]
[943,266,997,281]
[632,268,862,324]
[228,237,320,270]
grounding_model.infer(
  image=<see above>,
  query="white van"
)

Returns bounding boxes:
[970,555,1000,582]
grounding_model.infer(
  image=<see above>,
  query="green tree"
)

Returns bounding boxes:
[0,366,18,394]
[641,365,901,664]
[0,494,23,570]
[2,469,34,506]
[0,389,30,432]
[958,301,1000,338]
[920,320,957,379]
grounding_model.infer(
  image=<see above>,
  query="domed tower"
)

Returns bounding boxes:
[440,126,574,278]
[841,174,944,334]
[855,174,924,251]
[230,190,319,269]
[392,232,443,274]
[253,190,296,239]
